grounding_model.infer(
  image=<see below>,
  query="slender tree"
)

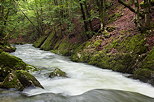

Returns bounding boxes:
[96,0,106,31]
[79,0,89,33]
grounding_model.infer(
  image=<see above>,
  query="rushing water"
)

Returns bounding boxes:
[1,44,154,102]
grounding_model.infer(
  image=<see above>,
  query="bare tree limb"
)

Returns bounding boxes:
[118,0,144,17]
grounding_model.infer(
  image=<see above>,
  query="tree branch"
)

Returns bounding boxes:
[118,0,144,17]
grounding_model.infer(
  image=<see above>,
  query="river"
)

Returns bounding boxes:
[0,44,154,102]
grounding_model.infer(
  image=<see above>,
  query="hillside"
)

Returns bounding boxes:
[33,0,154,86]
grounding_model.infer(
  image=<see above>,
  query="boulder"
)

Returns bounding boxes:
[0,71,24,90]
[15,70,44,89]
[0,51,43,90]
[49,68,67,78]
[0,51,27,81]
[0,70,44,90]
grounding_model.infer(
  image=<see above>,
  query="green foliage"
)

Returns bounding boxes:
[0,0,116,40]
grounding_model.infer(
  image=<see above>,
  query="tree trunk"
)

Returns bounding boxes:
[96,0,106,31]
[0,0,4,38]
[144,0,151,29]
[134,0,141,28]
[79,0,88,32]
[118,0,144,17]
[84,1,93,31]
[101,0,105,31]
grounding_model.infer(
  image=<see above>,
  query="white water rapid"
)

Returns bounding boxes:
[11,44,154,98]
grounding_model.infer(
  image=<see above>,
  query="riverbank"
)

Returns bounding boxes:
[33,2,154,86]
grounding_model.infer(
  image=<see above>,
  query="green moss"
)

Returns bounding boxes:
[26,65,39,71]
[0,70,44,90]
[115,34,147,54]
[71,53,81,62]
[0,52,35,82]
[103,30,111,38]
[50,50,59,54]
[141,47,154,70]
[108,11,123,23]
[40,33,56,51]
[0,52,27,80]
[55,39,70,55]
[88,52,110,68]
[0,49,3,53]
[0,52,26,69]
[134,69,153,78]
[71,34,146,74]
[106,26,116,32]
[49,68,67,78]
[15,70,44,89]
[93,40,102,47]
[54,38,80,56]
[88,51,135,73]
[112,53,136,73]
[33,36,47,48]
[1,71,24,90]
[133,69,154,85]
[53,40,62,50]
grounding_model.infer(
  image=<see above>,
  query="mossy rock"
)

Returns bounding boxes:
[141,47,154,70]
[40,33,56,51]
[0,51,26,69]
[26,65,39,71]
[88,51,135,73]
[71,51,92,63]
[33,36,47,48]
[114,34,147,54]
[49,68,67,78]
[0,70,44,90]
[15,70,44,89]
[0,71,24,90]
[133,69,154,86]
[71,53,80,62]
[52,38,80,56]
[0,52,27,81]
